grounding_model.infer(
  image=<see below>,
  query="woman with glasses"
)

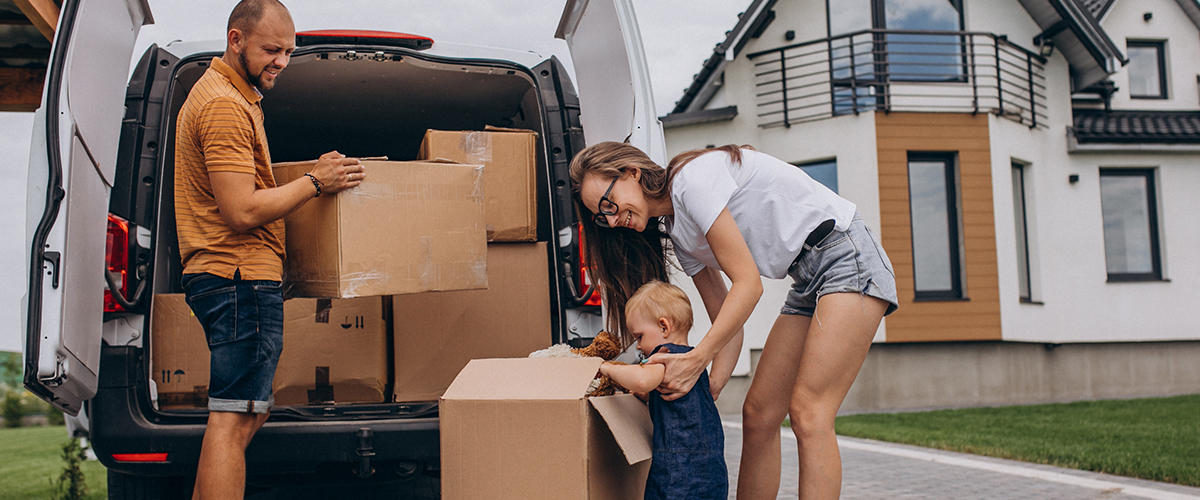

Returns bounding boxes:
[570,141,898,500]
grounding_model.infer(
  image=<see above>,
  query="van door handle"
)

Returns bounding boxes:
[43,251,60,289]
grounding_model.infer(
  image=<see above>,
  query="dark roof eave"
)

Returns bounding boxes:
[1173,0,1200,31]
[1023,0,1126,91]
[660,106,738,129]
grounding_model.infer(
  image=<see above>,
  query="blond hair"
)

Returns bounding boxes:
[625,280,693,336]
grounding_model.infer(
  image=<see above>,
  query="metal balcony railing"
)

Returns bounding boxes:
[747,29,1049,128]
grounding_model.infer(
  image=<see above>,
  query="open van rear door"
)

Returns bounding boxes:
[556,0,665,165]
[24,0,153,415]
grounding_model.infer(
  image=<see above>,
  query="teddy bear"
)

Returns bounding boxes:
[529,330,628,397]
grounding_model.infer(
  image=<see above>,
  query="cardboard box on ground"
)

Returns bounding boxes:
[441,358,653,500]
[392,242,552,403]
[419,127,538,242]
[151,294,389,408]
[272,159,488,299]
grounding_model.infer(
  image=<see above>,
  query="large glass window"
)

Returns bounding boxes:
[1099,169,1162,281]
[827,0,965,113]
[884,0,965,81]
[908,153,963,299]
[1126,41,1167,99]
[1011,162,1032,301]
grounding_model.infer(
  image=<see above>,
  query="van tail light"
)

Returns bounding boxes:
[577,225,601,306]
[111,453,168,463]
[296,30,434,50]
[104,214,130,313]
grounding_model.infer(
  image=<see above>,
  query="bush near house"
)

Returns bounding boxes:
[835,394,1200,487]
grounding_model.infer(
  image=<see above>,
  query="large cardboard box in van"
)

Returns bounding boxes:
[419,128,538,242]
[151,294,388,408]
[273,297,390,406]
[391,242,550,402]
[151,294,210,409]
[273,159,488,299]
[441,358,653,500]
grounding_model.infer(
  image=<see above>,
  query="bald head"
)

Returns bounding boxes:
[227,0,291,37]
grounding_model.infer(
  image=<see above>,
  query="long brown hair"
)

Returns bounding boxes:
[569,142,749,346]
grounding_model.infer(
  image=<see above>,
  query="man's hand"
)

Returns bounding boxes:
[646,349,709,401]
[309,151,364,194]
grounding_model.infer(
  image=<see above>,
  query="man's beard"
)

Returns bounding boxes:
[238,51,276,90]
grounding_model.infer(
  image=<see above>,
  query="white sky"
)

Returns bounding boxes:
[0,0,745,353]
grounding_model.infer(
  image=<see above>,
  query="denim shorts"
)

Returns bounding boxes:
[781,214,900,317]
[182,272,283,414]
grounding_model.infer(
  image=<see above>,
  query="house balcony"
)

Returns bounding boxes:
[747,29,1049,129]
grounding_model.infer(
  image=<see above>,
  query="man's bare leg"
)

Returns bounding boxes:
[192,411,269,500]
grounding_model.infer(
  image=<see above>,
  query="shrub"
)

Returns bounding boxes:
[52,438,89,500]
[2,389,23,428]
[46,405,66,426]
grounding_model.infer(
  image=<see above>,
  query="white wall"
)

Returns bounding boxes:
[1104,0,1200,111]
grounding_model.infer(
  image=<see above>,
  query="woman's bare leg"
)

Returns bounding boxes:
[736,313,812,500]
[790,292,887,499]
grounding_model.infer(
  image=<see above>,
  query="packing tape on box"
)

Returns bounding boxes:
[459,131,493,164]
[341,174,485,203]
[340,269,388,298]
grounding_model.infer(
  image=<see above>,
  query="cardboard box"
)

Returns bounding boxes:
[150,294,210,409]
[441,358,653,500]
[419,128,538,242]
[273,159,488,299]
[151,294,388,408]
[391,242,551,402]
[273,297,390,406]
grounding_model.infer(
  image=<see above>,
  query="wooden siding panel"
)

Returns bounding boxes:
[876,112,1001,343]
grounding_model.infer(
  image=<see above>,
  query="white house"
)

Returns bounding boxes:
[662,0,1200,412]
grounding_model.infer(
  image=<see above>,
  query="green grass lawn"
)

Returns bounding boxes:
[834,394,1200,486]
[0,426,107,500]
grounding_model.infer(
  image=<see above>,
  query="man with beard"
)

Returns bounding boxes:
[174,1,364,497]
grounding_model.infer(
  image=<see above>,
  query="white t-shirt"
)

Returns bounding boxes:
[665,149,857,279]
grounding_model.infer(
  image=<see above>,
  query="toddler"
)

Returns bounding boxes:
[599,280,728,500]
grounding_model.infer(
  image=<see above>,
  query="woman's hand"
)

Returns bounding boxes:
[647,349,711,401]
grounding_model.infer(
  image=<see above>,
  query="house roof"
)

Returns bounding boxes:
[670,0,776,115]
[669,0,1127,116]
[1072,110,1200,144]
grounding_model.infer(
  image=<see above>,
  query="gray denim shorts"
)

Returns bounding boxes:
[781,214,899,317]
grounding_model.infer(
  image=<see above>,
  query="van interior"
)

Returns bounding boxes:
[149,48,552,417]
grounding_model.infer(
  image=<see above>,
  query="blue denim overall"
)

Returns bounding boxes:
[644,344,728,500]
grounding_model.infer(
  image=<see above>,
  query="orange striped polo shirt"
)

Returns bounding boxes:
[174,57,285,281]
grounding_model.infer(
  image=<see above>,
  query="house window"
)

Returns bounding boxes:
[827,0,965,113]
[1011,162,1032,302]
[1099,169,1162,281]
[908,153,963,299]
[1127,41,1167,99]
[794,159,839,193]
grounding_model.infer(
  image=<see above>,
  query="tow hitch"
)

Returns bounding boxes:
[356,428,375,479]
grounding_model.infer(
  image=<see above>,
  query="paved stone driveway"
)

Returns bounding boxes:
[722,419,1200,500]
[248,418,1200,499]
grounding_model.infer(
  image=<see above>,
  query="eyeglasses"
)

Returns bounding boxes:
[593,176,619,228]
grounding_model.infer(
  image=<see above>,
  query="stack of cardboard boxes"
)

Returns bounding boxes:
[151,127,549,409]
[152,127,656,494]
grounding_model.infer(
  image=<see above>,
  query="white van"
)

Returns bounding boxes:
[23,0,664,497]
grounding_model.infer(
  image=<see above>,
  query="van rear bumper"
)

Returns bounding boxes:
[91,346,441,478]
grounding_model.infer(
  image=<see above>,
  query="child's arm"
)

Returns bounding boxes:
[599,361,666,394]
